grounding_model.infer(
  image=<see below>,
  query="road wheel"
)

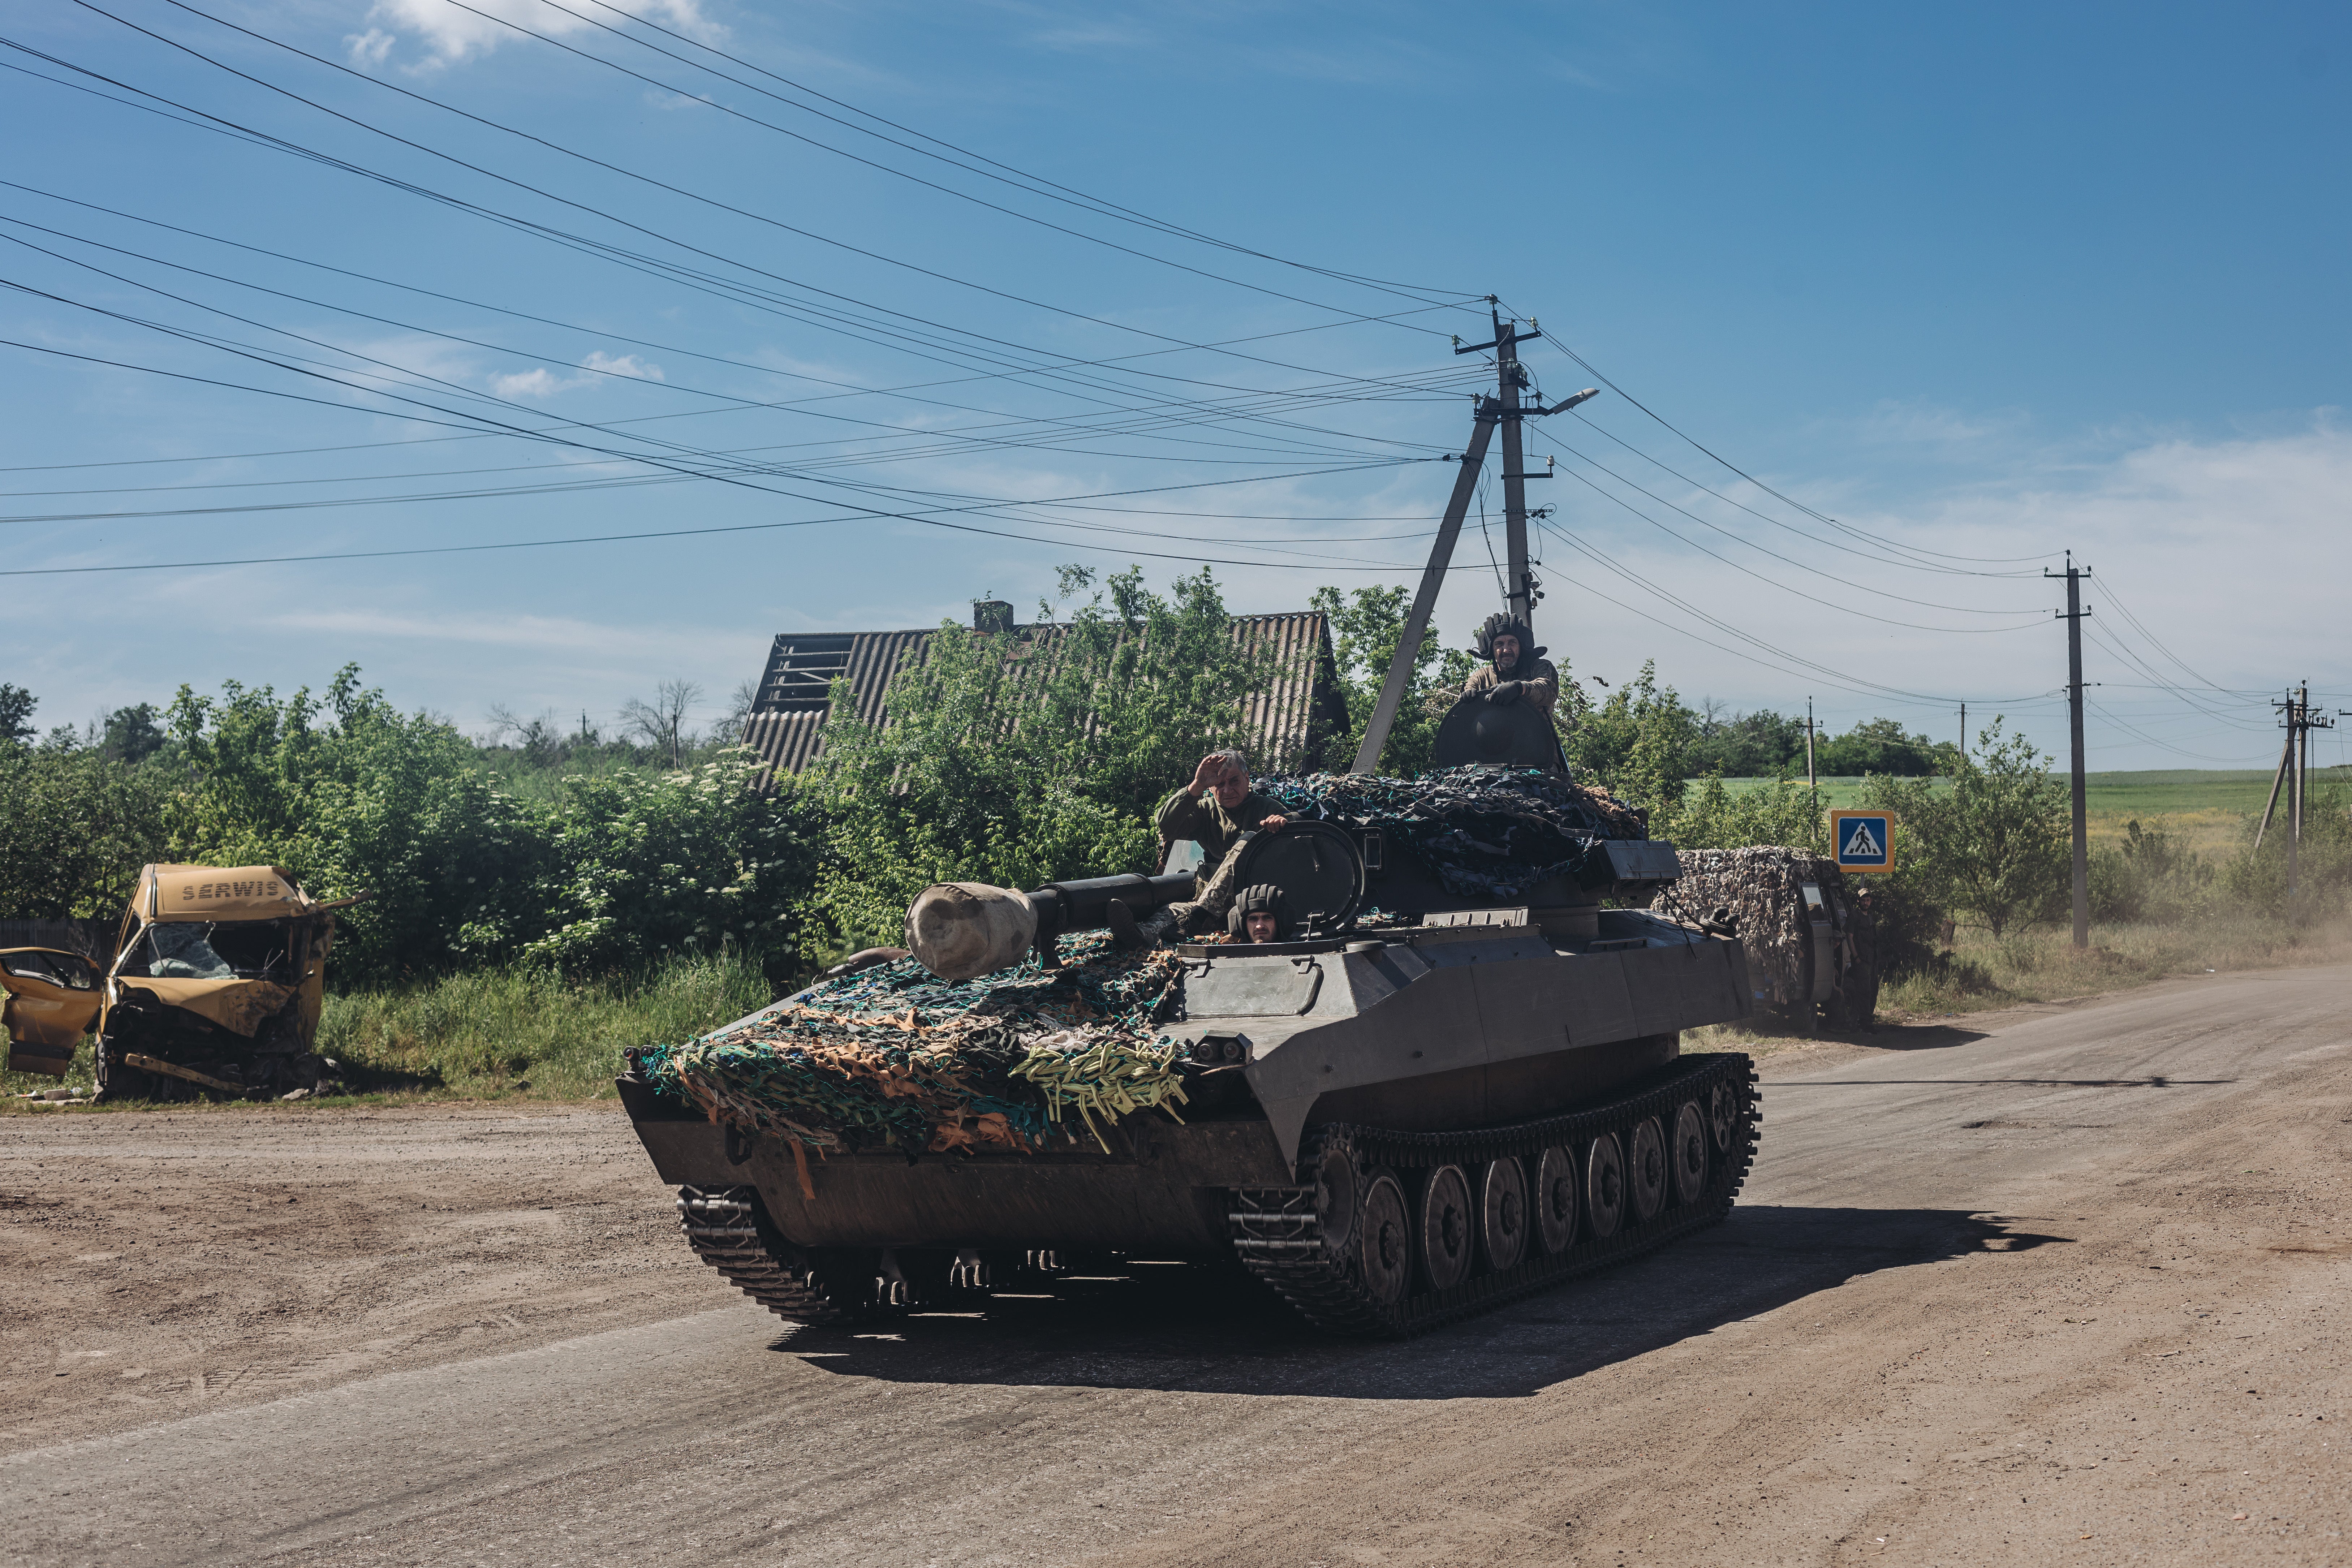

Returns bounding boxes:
[1627,1116,1668,1223]
[1356,1172,1412,1306]
[1314,1141,1360,1253]
[1672,1100,1710,1205]
[1418,1164,1474,1291]
[1480,1156,1528,1271]
[1708,1078,1742,1152]
[1534,1145,1578,1255]
[1585,1132,1625,1240]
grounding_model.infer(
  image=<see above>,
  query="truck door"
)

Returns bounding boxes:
[2,948,106,1074]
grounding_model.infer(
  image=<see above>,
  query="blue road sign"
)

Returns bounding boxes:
[1830,810,1894,872]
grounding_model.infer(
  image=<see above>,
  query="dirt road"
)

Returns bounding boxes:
[3,966,2346,1566]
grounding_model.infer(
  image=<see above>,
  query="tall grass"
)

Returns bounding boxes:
[1880,911,2352,1016]
[318,949,774,1100]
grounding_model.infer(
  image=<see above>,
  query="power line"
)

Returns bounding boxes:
[0,176,1482,468]
[564,0,1474,303]
[350,0,1470,325]
[0,40,1476,449]
[1529,423,2049,625]
[64,5,1478,402]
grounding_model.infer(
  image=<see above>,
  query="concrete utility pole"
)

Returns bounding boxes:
[2260,683,2335,900]
[1959,702,1967,763]
[1806,697,1818,846]
[2046,553,2092,948]
[1477,304,1545,632]
[1349,302,1596,773]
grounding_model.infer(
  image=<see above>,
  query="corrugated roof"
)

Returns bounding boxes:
[744,612,1346,781]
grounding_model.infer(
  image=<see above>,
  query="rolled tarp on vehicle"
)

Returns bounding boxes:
[905,882,1037,981]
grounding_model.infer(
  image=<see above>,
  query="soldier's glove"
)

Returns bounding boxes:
[1486,680,1524,705]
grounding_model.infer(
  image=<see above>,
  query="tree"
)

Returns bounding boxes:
[0,744,173,918]
[0,684,35,745]
[620,679,703,768]
[519,751,825,972]
[1669,772,1823,850]
[100,703,166,766]
[1817,717,1957,777]
[1309,583,1475,775]
[163,665,826,979]
[1864,718,2067,938]
[812,565,1263,945]
[1570,661,1699,815]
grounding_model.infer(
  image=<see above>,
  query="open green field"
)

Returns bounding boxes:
[1715,768,2345,858]
[1719,768,2297,812]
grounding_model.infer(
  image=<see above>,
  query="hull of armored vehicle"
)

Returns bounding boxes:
[619,906,1759,1336]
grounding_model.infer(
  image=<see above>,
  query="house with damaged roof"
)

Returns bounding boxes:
[740,599,1351,783]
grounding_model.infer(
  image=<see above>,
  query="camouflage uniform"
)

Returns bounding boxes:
[1153,784,1283,936]
[1462,655,1561,721]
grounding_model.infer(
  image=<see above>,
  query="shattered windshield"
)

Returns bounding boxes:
[147,923,234,980]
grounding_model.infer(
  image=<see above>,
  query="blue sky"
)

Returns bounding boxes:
[2,1,2345,770]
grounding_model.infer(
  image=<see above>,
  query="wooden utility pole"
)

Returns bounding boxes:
[1959,701,1967,762]
[2046,553,2092,948]
[1348,301,1595,773]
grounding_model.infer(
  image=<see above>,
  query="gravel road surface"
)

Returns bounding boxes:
[3,966,2345,1566]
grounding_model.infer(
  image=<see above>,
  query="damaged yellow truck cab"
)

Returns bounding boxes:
[0,864,367,1099]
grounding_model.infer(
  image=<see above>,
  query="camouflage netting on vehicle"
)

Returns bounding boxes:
[640,932,1191,1171]
[1674,847,1846,1007]
[1256,766,1650,901]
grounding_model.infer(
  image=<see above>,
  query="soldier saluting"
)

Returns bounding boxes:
[1108,748,1286,948]
[1461,612,1559,720]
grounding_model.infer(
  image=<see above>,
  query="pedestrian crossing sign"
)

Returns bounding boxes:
[1830,810,1894,872]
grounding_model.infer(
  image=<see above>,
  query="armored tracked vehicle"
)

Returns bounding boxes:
[619,312,1761,1335]
[617,758,1759,1337]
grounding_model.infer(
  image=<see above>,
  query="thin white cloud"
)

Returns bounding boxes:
[581,350,664,382]
[354,0,720,71]
[344,28,395,68]
[490,351,666,398]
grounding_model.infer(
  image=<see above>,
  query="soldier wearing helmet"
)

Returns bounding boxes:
[1461,612,1559,720]
[1226,884,1288,945]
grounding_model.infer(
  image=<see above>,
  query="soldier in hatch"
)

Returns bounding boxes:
[1227,884,1288,945]
[1461,612,1560,720]
[1107,748,1287,948]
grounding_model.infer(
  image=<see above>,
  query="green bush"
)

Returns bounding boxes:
[0,743,172,918]
[519,752,824,972]
[315,950,773,1098]
[160,667,823,983]
[1864,719,2068,938]
[2219,782,2352,918]
[1668,772,1822,852]
[810,567,1265,946]
[2089,819,2215,925]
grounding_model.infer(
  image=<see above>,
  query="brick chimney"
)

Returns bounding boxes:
[972,599,1015,635]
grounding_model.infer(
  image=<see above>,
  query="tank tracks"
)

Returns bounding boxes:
[674,1052,1757,1337]
[677,1188,1042,1326]
[676,1186,872,1326]
[1228,1051,1760,1337]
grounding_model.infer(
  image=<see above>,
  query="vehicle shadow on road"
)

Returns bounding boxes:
[768,1205,2068,1400]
